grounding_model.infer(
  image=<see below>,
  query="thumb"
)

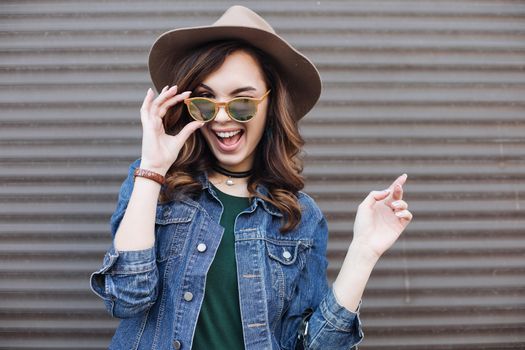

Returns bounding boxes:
[175,121,205,145]
[360,189,391,208]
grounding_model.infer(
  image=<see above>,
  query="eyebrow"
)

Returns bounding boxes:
[197,83,257,95]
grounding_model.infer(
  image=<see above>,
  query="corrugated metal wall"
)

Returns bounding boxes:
[1,1,524,349]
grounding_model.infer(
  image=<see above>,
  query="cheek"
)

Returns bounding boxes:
[200,127,213,141]
[248,105,268,142]
[199,128,215,148]
[246,118,267,147]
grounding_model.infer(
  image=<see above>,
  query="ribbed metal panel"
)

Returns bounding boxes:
[1,1,524,349]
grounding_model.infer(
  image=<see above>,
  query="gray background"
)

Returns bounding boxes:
[1,0,524,349]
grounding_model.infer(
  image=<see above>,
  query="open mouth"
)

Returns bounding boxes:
[214,129,244,147]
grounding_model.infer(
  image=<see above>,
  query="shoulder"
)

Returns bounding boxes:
[118,158,141,184]
[115,159,141,195]
[294,191,329,250]
[297,191,324,224]
[117,158,141,193]
[127,158,142,173]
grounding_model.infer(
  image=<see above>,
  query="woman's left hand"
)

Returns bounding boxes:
[351,174,413,260]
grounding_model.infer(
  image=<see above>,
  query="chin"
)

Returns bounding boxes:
[213,153,247,168]
[203,131,256,171]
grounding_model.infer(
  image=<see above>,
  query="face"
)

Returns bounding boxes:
[196,50,269,172]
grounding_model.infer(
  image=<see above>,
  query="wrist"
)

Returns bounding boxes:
[138,160,169,176]
[347,241,381,266]
[333,244,377,312]
[133,168,165,186]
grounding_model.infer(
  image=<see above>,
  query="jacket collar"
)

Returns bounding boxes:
[198,172,283,218]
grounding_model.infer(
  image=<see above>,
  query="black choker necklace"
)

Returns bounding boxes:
[212,165,253,186]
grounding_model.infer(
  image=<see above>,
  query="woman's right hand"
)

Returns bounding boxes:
[139,85,204,175]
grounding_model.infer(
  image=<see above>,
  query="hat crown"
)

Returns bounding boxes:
[213,5,276,34]
[148,5,321,120]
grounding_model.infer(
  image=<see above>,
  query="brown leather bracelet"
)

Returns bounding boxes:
[133,168,165,185]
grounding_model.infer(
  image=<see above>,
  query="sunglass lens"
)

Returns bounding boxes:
[188,99,216,121]
[228,98,257,122]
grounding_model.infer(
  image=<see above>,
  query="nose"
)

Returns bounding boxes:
[213,104,231,123]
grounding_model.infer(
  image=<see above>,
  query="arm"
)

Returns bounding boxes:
[89,160,161,318]
[115,86,203,252]
[112,173,161,251]
[283,175,413,349]
[333,174,413,312]
[90,85,204,318]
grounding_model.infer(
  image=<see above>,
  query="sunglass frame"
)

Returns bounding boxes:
[183,90,271,123]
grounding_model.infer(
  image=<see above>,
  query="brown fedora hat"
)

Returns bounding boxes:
[148,5,321,121]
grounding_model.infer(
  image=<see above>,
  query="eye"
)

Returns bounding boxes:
[195,91,214,98]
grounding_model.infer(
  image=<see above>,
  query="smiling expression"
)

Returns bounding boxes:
[196,50,269,172]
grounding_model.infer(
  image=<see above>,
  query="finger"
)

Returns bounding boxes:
[388,173,407,191]
[359,189,391,208]
[162,85,178,98]
[385,173,407,205]
[157,91,192,118]
[140,88,154,118]
[151,85,179,116]
[392,183,404,202]
[390,199,408,211]
[395,209,413,221]
[175,120,206,145]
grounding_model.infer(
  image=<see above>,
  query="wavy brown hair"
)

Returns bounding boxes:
[158,40,305,232]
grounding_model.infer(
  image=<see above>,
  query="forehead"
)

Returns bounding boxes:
[200,50,266,93]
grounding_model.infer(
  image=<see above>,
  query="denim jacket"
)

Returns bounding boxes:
[90,159,363,350]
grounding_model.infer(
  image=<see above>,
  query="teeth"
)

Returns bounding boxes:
[215,130,241,138]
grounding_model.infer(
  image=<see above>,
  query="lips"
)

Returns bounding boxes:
[211,128,244,152]
[215,130,241,138]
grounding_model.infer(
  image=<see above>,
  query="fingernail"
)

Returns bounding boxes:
[383,189,391,193]
[392,201,400,206]
[169,85,177,90]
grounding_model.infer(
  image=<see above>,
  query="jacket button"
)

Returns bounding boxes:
[172,340,182,349]
[197,243,207,252]
[282,250,292,260]
[183,291,194,301]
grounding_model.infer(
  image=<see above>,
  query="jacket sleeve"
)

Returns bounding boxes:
[89,159,160,318]
[280,208,364,350]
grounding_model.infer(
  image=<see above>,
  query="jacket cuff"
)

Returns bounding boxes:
[90,246,156,299]
[320,287,364,335]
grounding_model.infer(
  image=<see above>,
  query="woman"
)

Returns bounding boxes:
[90,6,412,350]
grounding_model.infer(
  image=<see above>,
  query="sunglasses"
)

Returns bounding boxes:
[184,90,271,123]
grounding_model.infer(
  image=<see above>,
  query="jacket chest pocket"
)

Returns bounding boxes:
[154,202,196,262]
[265,239,311,302]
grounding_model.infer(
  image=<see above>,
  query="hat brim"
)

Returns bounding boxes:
[148,25,321,120]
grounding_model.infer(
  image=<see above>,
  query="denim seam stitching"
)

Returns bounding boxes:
[308,320,328,349]
[132,308,151,350]
[152,259,171,349]
[321,302,356,333]
[110,261,156,275]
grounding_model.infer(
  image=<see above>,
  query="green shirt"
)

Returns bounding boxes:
[192,185,250,350]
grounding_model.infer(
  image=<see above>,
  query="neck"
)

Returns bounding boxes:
[209,171,250,197]
[212,164,253,178]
